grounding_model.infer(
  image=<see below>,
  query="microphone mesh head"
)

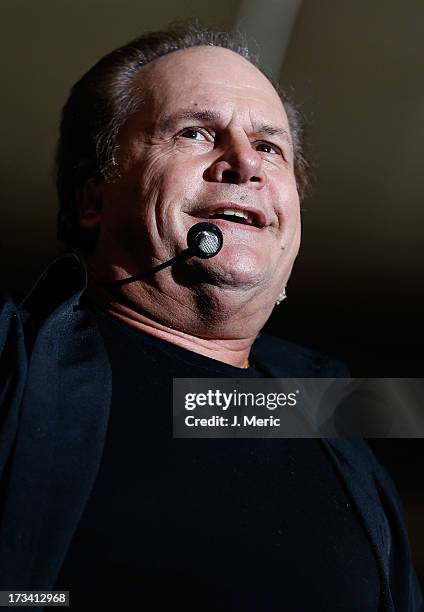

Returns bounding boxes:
[187,222,223,258]
[198,231,220,256]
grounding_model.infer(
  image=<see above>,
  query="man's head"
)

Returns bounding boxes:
[56,23,308,242]
[56,23,309,324]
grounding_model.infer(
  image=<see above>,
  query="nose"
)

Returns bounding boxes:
[206,132,265,186]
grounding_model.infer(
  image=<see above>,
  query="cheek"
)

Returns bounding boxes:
[283,201,302,278]
[153,159,206,224]
[285,196,301,259]
[288,196,301,235]
[98,159,164,250]
[141,144,203,196]
[128,151,206,247]
[272,175,301,235]
[159,152,206,192]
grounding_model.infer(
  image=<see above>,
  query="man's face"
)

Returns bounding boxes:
[95,46,301,296]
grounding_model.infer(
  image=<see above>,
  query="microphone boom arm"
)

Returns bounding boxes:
[92,222,223,288]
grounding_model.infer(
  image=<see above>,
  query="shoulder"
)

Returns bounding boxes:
[251,331,350,377]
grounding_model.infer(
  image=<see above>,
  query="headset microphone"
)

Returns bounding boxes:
[186,222,223,259]
[95,222,224,287]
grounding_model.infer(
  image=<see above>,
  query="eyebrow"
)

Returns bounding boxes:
[255,122,292,144]
[155,109,293,146]
[156,110,221,133]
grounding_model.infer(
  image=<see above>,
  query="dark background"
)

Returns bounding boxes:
[2,0,423,586]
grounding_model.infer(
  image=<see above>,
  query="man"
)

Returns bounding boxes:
[0,23,422,611]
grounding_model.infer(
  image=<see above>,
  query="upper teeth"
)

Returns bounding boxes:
[211,209,251,222]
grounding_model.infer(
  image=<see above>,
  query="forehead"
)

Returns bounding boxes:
[135,46,287,125]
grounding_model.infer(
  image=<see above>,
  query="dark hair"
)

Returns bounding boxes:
[55,21,310,250]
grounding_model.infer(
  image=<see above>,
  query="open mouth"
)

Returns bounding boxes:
[189,207,265,228]
[193,212,252,226]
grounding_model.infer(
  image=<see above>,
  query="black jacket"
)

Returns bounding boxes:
[0,255,422,611]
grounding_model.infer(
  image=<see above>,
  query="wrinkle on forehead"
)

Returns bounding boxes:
[123,46,291,149]
[188,79,273,93]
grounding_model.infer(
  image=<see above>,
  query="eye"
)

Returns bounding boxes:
[255,141,282,155]
[179,127,212,141]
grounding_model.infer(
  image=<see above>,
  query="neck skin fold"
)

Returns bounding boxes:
[85,272,275,370]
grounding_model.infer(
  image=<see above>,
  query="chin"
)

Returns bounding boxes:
[196,248,276,288]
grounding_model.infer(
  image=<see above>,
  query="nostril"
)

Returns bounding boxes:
[221,169,240,183]
[250,176,261,182]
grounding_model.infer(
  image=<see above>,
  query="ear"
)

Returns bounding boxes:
[76,179,103,231]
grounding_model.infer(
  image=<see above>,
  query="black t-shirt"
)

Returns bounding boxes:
[55,308,380,611]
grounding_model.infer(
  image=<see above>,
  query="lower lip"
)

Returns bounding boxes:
[189,217,263,232]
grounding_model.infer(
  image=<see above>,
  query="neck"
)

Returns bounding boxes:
[85,277,272,369]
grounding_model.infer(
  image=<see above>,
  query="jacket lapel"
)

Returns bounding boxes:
[0,291,112,589]
[0,293,27,480]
